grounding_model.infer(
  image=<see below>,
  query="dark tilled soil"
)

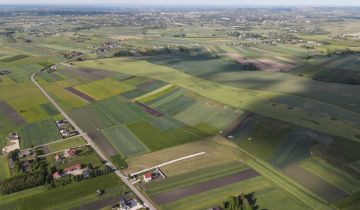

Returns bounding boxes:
[87,131,117,157]
[66,87,96,102]
[0,101,26,126]
[283,164,348,202]
[152,169,259,205]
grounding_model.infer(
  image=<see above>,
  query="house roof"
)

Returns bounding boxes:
[64,164,81,172]
[53,171,61,177]
[143,172,152,179]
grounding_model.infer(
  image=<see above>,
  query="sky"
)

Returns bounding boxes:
[0,0,359,6]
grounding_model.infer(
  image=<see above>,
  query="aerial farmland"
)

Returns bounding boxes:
[0,3,359,210]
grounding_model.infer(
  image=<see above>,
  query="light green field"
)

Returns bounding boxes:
[161,176,310,210]
[300,157,360,194]
[74,58,360,142]
[46,137,87,153]
[74,77,135,100]
[0,173,128,210]
[0,155,11,181]
[102,125,150,157]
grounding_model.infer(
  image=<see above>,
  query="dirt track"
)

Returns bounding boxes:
[152,169,259,205]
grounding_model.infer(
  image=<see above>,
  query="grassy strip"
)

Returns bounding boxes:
[131,84,175,103]
[47,137,87,153]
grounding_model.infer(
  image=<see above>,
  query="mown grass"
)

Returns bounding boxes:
[0,173,128,210]
[47,137,86,153]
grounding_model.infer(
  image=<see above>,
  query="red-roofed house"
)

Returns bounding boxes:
[64,148,76,158]
[143,172,152,182]
[64,164,81,173]
[53,171,62,179]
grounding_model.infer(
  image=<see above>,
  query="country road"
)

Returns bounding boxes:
[30,63,157,210]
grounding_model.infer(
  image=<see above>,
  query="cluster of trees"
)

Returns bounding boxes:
[219,193,257,210]
[0,160,48,195]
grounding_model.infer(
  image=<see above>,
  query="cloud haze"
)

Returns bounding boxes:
[0,0,359,6]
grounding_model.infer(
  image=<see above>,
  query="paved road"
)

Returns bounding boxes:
[31,63,157,210]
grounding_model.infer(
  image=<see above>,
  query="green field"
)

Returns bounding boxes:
[69,96,149,131]
[229,114,293,160]
[160,176,310,210]
[175,99,244,130]
[74,78,135,100]
[0,173,128,210]
[46,137,87,153]
[19,119,61,148]
[300,157,360,194]
[102,125,150,157]
[74,58,360,142]
[0,155,11,181]
[146,161,248,196]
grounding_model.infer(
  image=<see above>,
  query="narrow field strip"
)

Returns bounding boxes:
[131,84,175,103]
[152,169,259,205]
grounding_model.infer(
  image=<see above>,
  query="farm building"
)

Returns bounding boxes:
[143,172,152,182]
[64,164,83,176]
[64,164,81,173]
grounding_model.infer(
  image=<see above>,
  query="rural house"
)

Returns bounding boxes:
[143,172,152,182]
[64,148,76,157]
